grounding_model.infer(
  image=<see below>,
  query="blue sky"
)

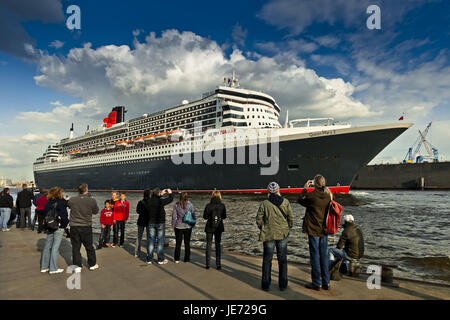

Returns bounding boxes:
[0,0,449,180]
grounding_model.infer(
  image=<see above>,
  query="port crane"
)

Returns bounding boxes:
[403,121,439,163]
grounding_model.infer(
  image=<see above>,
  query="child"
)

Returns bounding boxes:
[112,192,129,247]
[98,200,114,250]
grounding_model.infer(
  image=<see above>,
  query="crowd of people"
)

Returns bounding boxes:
[0,174,364,292]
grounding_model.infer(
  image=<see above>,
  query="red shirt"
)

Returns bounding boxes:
[36,196,48,211]
[113,200,129,221]
[100,208,114,225]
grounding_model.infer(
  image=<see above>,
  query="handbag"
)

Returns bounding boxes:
[182,203,196,227]
[44,202,61,231]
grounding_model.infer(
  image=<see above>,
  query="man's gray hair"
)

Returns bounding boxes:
[77,183,88,194]
[313,174,326,189]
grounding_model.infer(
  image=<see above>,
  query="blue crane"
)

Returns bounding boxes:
[403,121,439,163]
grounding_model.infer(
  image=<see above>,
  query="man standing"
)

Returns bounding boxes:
[16,184,34,229]
[298,174,332,291]
[68,183,99,272]
[256,182,294,291]
[147,188,173,265]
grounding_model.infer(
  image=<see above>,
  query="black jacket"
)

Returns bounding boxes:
[136,197,151,227]
[16,189,34,208]
[43,199,70,229]
[203,197,227,233]
[0,193,14,208]
[148,193,174,225]
[337,222,364,259]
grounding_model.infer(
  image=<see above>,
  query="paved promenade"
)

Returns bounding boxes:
[0,228,448,300]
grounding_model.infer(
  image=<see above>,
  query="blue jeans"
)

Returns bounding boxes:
[147,223,165,262]
[328,247,348,268]
[308,235,330,287]
[135,225,150,256]
[41,228,64,272]
[262,237,288,290]
[0,208,12,230]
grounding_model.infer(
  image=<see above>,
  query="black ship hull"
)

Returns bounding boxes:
[34,126,409,193]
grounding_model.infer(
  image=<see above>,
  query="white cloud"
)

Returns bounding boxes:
[20,133,59,144]
[25,29,374,122]
[49,39,64,49]
[258,0,428,35]
[231,23,248,47]
[313,35,340,49]
[17,99,102,124]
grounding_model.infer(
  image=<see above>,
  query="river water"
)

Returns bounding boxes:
[9,189,450,285]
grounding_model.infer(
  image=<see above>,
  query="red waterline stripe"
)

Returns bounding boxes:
[89,186,351,194]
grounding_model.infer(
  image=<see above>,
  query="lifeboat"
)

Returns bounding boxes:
[81,149,88,155]
[144,134,155,144]
[88,147,96,154]
[106,143,116,150]
[70,149,81,155]
[169,129,186,142]
[116,141,127,148]
[97,145,106,152]
[155,132,168,142]
[134,137,145,145]
[125,140,134,148]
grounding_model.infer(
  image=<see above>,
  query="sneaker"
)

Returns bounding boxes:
[111,243,116,248]
[322,284,330,290]
[175,260,180,264]
[40,269,49,273]
[147,261,153,265]
[305,283,321,291]
[158,259,168,265]
[205,266,210,270]
[74,267,82,273]
[134,254,139,258]
[5,228,11,232]
[216,266,222,270]
[49,269,64,274]
[89,264,99,271]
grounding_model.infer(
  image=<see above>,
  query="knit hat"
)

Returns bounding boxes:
[344,214,354,223]
[267,182,280,194]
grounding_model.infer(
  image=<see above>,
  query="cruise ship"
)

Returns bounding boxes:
[33,72,412,193]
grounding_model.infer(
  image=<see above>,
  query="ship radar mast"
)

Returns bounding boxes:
[223,70,240,88]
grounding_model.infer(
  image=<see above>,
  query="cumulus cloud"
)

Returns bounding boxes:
[0,0,64,58]
[26,29,374,123]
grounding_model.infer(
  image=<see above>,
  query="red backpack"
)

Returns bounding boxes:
[324,199,343,235]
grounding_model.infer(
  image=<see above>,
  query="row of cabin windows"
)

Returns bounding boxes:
[129,101,216,128]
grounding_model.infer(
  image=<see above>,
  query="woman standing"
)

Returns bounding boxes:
[172,192,195,263]
[41,187,69,274]
[203,191,226,270]
[0,188,14,232]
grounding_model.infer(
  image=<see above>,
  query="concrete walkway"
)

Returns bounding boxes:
[0,227,448,300]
